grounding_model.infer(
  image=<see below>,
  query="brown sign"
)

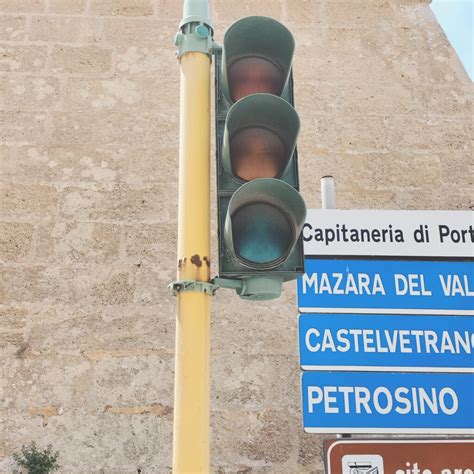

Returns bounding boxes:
[325,439,474,474]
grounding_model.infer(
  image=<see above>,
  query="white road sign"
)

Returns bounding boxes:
[302,210,473,258]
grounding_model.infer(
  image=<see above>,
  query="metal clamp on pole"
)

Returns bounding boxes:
[175,0,215,58]
[168,280,218,296]
[168,277,244,296]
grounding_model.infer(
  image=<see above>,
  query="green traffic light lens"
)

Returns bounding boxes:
[232,202,293,267]
[228,56,285,102]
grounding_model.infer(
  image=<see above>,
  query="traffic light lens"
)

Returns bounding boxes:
[232,202,293,266]
[228,57,285,102]
[230,126,287,181]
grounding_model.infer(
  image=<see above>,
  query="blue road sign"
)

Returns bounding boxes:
[299,313,474,373]
[301,371,474,434]
[297,259,474,315]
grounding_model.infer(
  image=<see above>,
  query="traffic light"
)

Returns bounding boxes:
[215,16,306,301]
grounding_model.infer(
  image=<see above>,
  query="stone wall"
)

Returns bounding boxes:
[0,0,471,472]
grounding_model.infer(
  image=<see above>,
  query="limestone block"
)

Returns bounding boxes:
[0,15,25,40]
[1,145,120,185]
[0,0,44,13]
[30,16,102,43]
[212,409,294,467]
[283,0,323,28]
[114,45,178,76]
[28,406,61,426]
[418,85,472,116]
[212,354,300,413]
[294,45,392,85]
[92,269,136,306]
[212,355,266,410]
[35,221,122,264]
[395,4,438,35]
[0,76,61,110]
[120,147,178,186]
[0,307,27,330]
[1,264,135,305]
[211,0,284,32]
[311,115,389,154]
[0,265,74,304]
[52,110,178,146]
[211,296,297,356]
[0,410,173,471]
[0,44,47,72]
[1,355,93,412]
[90,0,154,17]
[92,355,174,407]
[329,188,398,210]
[439,152,474,189]
[0,331,26,352]
[388,118,471,153]
[382,186,474,211]
[325,1,396,28]
[103,17,174,45]
[386,34,462,86]
[0,184,58,218]
[295,80,421,117]
[132,265,176,304]
[64,77,175,111]
[300,151,442,192]
[154,0,183,22]
[54,411,173,474]
[396,3,441,29]
[297,431,324,469]
[72,412,172,471]
[0,111,47,142]
[0,410,46,461]
[27,305,175,353]
[59,184,177,222]
[0,222,34,263]
[47,0,87,14]
[50,45,112,74]
[124,223,176,264]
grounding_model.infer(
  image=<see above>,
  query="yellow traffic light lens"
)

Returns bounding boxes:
[228,57,285,102]
[232,202,293,267]
[230,126,287,181]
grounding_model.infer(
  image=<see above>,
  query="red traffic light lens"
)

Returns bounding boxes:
[228,57,285,102]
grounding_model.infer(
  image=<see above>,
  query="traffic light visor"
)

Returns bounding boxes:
[221,16,295,103]
[222,93,300,182]
[224,178,306,269]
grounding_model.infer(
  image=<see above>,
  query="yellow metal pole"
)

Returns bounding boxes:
[173,2,212,471]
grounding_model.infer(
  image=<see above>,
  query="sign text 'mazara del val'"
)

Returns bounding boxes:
[297,259,474,314]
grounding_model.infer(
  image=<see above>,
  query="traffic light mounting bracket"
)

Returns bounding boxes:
[168,277,242,297]
[168,276,283,301]
[168,279,219,296]
[174,0,216,58]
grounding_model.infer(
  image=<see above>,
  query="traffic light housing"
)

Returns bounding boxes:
[215,16,306,300]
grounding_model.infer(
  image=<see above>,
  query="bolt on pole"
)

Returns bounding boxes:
[173,1,213,472]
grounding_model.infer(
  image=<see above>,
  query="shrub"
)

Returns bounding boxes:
[13,442,60,474]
